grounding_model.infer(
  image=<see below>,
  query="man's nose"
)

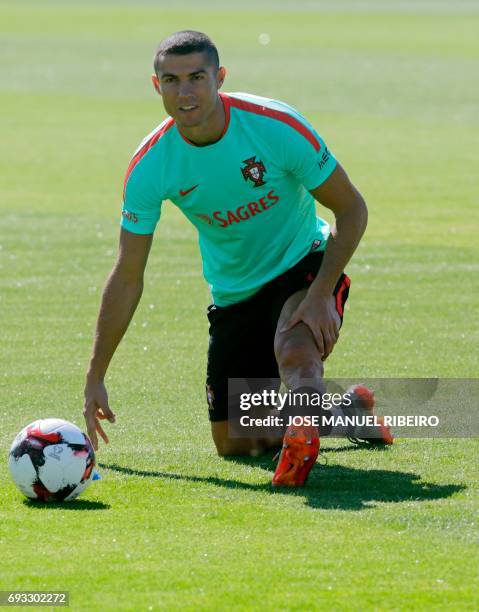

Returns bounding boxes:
[178,81,194,98]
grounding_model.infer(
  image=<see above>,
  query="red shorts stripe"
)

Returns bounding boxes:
[335,274,351,318]
[225,94,321,152]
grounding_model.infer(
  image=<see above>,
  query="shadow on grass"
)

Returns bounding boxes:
[321,442,392,453]
[99,459,464,511]
[23,499,110,510]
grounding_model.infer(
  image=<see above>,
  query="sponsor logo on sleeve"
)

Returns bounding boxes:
[122,210,138,223]
[318,147,331,171]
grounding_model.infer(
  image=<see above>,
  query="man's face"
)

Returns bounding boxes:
[152,52,225,129]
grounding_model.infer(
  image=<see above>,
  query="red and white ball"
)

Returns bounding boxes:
[8,418,96,502]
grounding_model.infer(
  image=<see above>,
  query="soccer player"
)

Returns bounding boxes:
[83,31,392,487]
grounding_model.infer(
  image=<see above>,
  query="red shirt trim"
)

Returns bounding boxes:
[123,118,175,197]
[226,94,321,152]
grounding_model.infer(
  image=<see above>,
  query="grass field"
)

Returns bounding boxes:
[1,1,478,610]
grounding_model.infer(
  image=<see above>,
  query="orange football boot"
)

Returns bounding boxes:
[272,424,320,487]
[346,384,394,445]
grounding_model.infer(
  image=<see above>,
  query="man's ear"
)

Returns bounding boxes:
[217,66,226,89]
[151,74,162,95]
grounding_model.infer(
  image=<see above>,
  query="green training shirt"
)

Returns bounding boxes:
[121,92,337,306]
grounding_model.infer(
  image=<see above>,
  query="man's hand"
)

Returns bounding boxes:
[279,163,367,361]
[81,230,152,451]
[280,294,340,360]
[83,379,116,451]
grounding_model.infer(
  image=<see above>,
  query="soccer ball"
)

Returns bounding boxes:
[8,418,96,502]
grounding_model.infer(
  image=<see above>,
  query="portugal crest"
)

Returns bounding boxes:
[241,156,267,188]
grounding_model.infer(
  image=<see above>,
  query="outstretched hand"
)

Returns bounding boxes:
[83,379,116,451]
[280,294,340,360]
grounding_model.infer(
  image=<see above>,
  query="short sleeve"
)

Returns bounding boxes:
[283,121,337,191]
[121,159,162,235]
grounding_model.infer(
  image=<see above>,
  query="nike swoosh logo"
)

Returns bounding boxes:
[179,184,199,197]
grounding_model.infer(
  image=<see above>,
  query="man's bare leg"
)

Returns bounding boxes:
[211,288,338,457]
[274,289,338,390]
[270,289,339,485]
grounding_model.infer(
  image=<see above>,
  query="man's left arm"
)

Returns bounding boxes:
[310,162,368,295]
[281,163,368,359]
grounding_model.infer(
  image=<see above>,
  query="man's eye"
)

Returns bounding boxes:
[193,74,204,80]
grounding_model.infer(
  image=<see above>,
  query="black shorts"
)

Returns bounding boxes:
[205,251,351,422]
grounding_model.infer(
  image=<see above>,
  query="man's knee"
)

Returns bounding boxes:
[216,442,249,457]
[211,421,249,456]
[211,421,273,457]
[275,337,322,378]
[214,435,245,457]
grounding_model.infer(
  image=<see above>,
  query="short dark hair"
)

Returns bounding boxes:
[153,31,219,76]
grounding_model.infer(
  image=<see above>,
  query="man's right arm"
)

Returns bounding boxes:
[84,228,153,449]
